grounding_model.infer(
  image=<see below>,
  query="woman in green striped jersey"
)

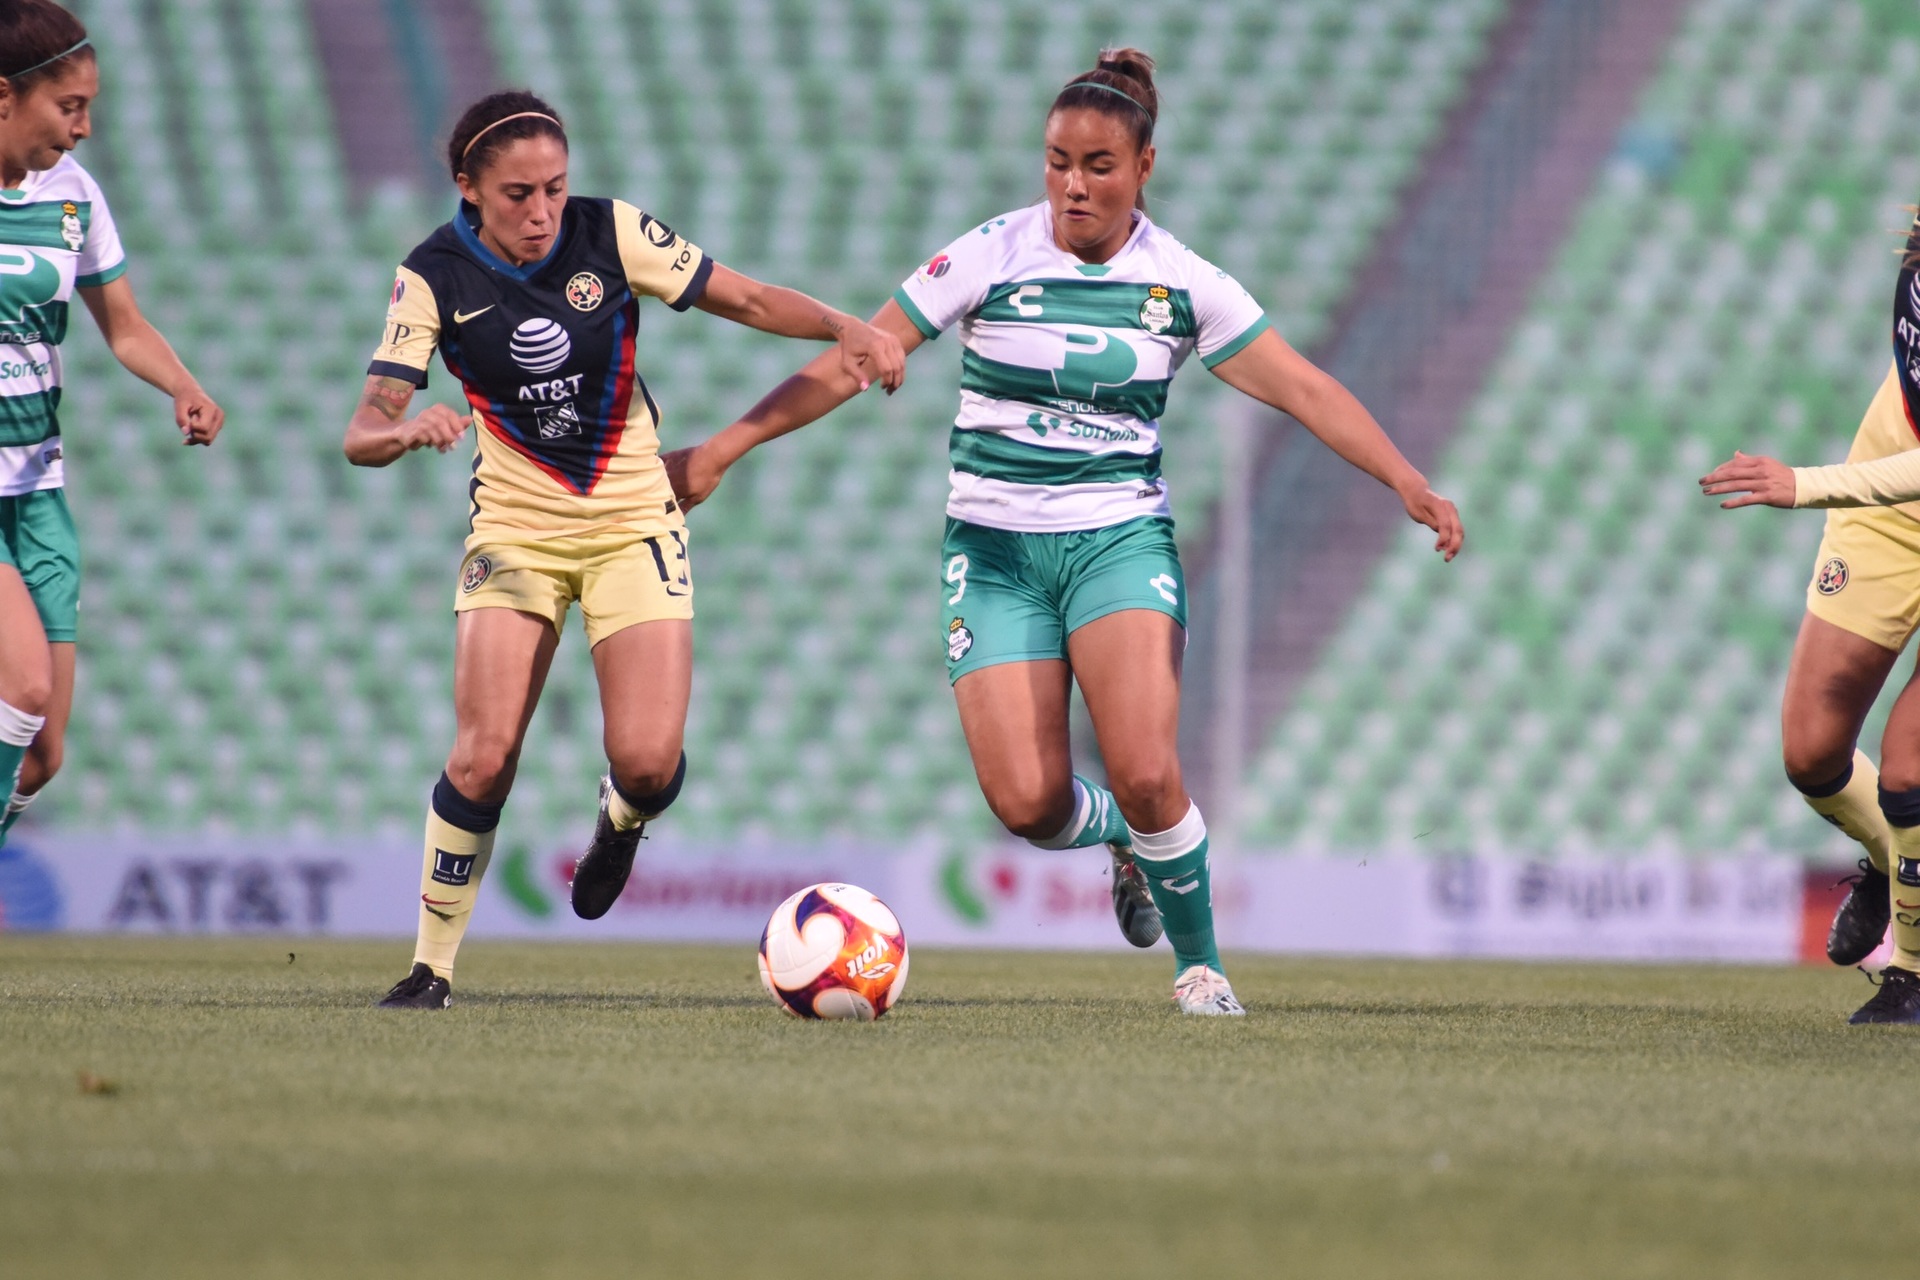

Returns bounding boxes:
[669,49,1462,1014]
[0,2,224,847]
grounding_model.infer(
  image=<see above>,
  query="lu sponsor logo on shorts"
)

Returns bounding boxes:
[1816,557,1849,595]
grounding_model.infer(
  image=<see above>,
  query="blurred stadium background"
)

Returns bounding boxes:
[17,0,1919,948]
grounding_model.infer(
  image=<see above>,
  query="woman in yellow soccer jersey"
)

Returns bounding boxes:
[347,91,903,1009]
[668,50,1462,1015]
[1701,213,1920,1025]
[0,2,224,851]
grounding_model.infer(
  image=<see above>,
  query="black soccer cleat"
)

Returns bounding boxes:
[1849,965,1920,1025]
[570,775,646,920]
[376,962,451,1010]
[1827,859,1891,966]
[1108,843,1163,948]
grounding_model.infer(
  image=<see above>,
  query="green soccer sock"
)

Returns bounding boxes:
[0,789,31,840]
[1027,775,1131,850]
[1129,804,1222,973]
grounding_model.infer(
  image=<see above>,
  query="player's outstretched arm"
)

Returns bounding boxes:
[1699,451,1797,508]
[693,264,906,394]
[78,277,224,446]
[342,376,469,467]
[665,300,927,512]
[1211,328,1463,561]
[1701,448,1920,510]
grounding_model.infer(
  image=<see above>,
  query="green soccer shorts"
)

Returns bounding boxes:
[939,515,1187,683]
[0,488,81,643]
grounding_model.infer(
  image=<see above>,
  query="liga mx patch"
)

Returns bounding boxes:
[462,555,492,594]
[431,850,477,886]
[1816,557,1849,595]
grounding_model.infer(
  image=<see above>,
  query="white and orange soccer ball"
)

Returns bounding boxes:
[758,883,909,1021]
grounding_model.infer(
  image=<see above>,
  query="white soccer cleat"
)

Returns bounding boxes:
[1173,964,1245,1016]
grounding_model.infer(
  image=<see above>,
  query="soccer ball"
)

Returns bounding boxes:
[758,882,909,1020]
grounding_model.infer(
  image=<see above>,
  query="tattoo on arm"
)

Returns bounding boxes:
[822,313,845,336]
[360,376,414,422]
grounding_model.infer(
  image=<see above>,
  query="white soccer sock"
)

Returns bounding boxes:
[1029,777,1098,850]
[1128,802,1207,862]
[0,697,44,748]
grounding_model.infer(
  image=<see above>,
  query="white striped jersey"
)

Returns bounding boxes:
[0,154,125,496]
[893,203,1269,533]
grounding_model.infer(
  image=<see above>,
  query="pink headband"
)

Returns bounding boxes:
[460,111,562,162]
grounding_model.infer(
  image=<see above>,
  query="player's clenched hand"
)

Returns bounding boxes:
[1699,451,1795,508]
[1400,485,1463,561]
[174,384,224,446]
[662,442,727,512]
[403,403,470,454]
[833,318,906,394]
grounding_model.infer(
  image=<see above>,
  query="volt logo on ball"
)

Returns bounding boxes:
[509,318,570,373]
[759,882,910,1021]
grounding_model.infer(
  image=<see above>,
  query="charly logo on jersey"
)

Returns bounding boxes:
[1908,272,1920,319]
[509,317,571,374]
[566,272,604,311]
[1139,284,1174,334]
[59,201,82,252]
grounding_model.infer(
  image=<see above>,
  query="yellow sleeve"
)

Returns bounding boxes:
[367,265,440,387]
[1793,449,1920,507]
[612,200,713,311]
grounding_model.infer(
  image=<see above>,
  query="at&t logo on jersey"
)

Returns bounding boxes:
[510,317,571,373]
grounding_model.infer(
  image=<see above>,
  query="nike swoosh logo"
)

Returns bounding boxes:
[1163,876,1200,896]
[453,306,494,323]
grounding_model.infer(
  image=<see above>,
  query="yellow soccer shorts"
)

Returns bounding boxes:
[1806,506,1920,652]
[455,525,693,646]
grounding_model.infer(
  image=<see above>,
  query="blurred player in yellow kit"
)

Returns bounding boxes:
[344,91,902,1008]
[1702,213,1920,1024]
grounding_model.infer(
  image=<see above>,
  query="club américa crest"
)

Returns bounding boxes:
[462,555,493,594]
[1816,557,1848,595]
[566,271,604,311]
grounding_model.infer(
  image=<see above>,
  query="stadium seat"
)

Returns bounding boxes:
[1239,0,1918,858]
[49,0,1502,844]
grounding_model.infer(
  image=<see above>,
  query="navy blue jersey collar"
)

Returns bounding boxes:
[454,200,567,280]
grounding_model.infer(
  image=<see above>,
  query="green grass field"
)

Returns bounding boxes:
[2,937,1913,1279]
